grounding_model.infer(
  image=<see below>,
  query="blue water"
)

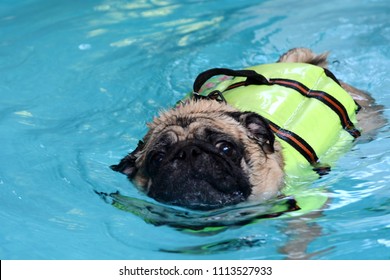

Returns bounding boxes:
[1,0,389,260]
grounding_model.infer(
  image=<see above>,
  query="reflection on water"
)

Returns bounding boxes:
[160,235,267,255]
[98,191,332,258]
[88,0,226,49]
[96,191,301,232]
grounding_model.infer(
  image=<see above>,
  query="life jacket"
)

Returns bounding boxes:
[179,63,361,177]
[175,63,361,222]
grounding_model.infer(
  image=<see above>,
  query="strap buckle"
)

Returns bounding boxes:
[192,90,227,103]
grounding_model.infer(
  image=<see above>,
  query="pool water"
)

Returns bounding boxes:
[1,0,389,260]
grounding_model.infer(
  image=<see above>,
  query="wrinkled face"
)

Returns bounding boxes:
[111,100,284,210]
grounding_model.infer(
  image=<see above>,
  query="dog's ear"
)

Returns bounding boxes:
[110,141,144,178]
[228,112,275,154]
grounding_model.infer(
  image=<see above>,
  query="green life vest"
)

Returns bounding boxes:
[177,63,361,219]
[182,63,360,176]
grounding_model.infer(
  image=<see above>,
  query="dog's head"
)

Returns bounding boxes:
[111,100,284,210]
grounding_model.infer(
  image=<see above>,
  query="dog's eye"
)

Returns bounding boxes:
[215,141,235,157]
[150,151,166,167]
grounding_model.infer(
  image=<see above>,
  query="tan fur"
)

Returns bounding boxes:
[132,99,285,200]
[277,47,329,68]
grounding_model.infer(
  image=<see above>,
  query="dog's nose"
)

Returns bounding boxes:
[175,145,202,161]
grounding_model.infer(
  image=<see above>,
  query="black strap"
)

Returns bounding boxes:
[269,78,361,138]
[267,120,319,165]
[193,68,270,93]
[324,68,342,86]
[267,120,332,175]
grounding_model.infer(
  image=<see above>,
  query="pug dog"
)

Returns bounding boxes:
[111,48,384,211]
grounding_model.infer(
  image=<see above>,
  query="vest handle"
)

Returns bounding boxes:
[193,68,270,93]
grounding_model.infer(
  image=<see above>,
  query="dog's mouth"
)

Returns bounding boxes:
[145,140,252,210]
[148,178,249,211]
